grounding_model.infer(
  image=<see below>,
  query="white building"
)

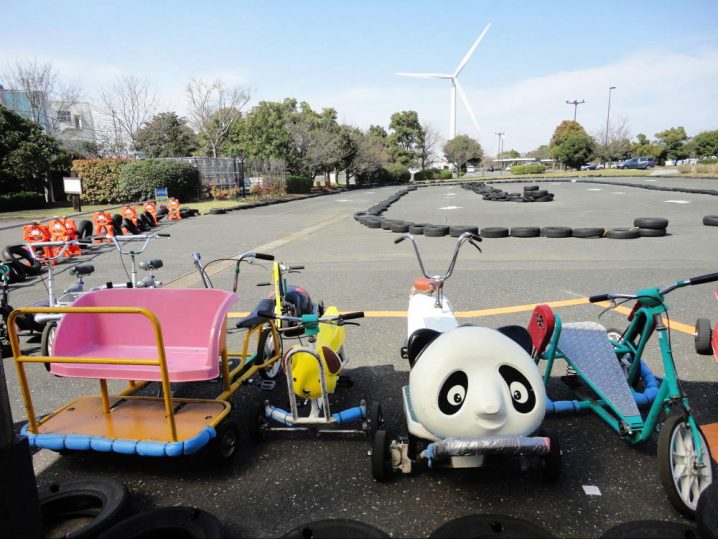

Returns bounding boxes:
[49,101,96,151]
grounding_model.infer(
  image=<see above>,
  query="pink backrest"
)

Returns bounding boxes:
[527,304,555,356]
[713,321,718,362]
[53,288,236,360]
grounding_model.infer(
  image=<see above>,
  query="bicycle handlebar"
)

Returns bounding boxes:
[590,270,718,304]
[257,310,364,323]
[109,233,169,255]
[396,231,482,282]
[24,241,78,261]
[688,271,718,286]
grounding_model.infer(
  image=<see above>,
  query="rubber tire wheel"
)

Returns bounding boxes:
[637,227,666,237]
[2,258,27,283]
[137,213,152,231]
[541,227,573,238]
[480,227,509,238]
[449,225,479,237]
[408,223,431,235]
[246,401,266,443]
[510,226,541,238]
[657,413,713,518]
[365,219,383,229]
[141,211,157,227]
[599,520,700,539]
[112,214,123,230]
[424,225,449,237]
[2,244,42,276]
[256,326,282,380]
[281,519,389,539]
[206,420,240,466]
[703,215,718,226]
[573,227,605,238]
[605,227,640,239]
[694,318,713,355]
[371,430,393,482]
[390,222,411,233]
[368,401,384,440]
[634,217,669,229]
[523,185,540,191]
[430,514,555,539]
[76,219,93,239]
[539,428,561,482]
[97,506,227,539]
[38,476,129,539]
[41,320,58,371]
[209,208,226,215]
[697,482,718,539]
[121,218,139,235]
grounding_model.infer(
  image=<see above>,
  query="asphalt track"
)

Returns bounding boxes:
[2,177,718,537]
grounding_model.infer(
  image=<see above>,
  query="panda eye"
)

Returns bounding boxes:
[438,371,468,415]
[499,365,536,414]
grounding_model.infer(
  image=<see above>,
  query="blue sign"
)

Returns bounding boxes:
[155,187,169,207]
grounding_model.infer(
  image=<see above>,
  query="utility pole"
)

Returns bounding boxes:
[605,87,616,166]
[495,131,504,174]
[565,99,585,122]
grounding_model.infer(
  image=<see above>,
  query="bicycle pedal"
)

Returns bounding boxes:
[259,380,276,391]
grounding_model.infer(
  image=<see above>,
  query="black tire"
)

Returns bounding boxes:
[599,520,699,539]
[573,227,605,238]
[533,195,554,202]
[430,514,555,539]
[137,214,151,232]
[449,225,479,237]
[39,477,129,539]
[371,430,393,482]
[424,225,449,237]
[605,227,640,239]
[529,189,548,198]
[695,318,713,355]
[539,429,561,482]
[97,506,227,539]
[657,413,713,517]
[281,519,389,539]
[510,226,541,238]
[2,258,27,283]
[703,215,718,226]
[408,223,431,235]
[41,320,58,370]
[634,217,669,229]
[208,208,226,215]
[141,211,157,227]
[365,219,383,229]
[76,219,93,239]
[390,222,411,233]
[112,214,123,230]
[246,401,267,443]
[523,185,540,192]
[380,220,397,230]
[367,401,384,440]
[256,326,282,380]
[637,227,666,237]
[697,482,718,539]
[480,227,509,238]
[121,219,139,235]
[2,244,42,276]
[541,227,573,238]
[206,420,240,466]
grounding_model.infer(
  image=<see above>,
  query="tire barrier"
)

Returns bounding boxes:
[97,506,227,539]
[704,215,718,226]
[430,514,555,538]
[462,182,556,203]
[282,519,389,538]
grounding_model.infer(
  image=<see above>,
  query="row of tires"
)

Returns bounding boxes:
[206,194,326,215]
[463,182,556,203]
[704,215,718,226]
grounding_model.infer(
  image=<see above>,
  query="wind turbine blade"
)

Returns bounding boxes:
[455,80,480,135]
[396,72,453,79]
[454,23,492,77]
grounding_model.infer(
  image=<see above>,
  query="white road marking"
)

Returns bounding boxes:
[665,200,690,204]
[444,193,456,196]
[438,206,462,210]
[336,199,351,202]
[582,485,602,496]
[644,179,657,182]
[611,192,625,195]
[588,188,602,191]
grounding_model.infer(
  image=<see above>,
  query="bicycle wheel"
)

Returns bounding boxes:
[256,326,282,380]
[657,413,713,517]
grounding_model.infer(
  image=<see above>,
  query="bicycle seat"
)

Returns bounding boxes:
[236,298,275,329]
[71,263,95,276]
[413,277,436,293]
[140,259,163,271]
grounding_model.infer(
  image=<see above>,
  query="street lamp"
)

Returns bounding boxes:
[566,99,585,122]
[495,131,504,173]
[604,86,616,167]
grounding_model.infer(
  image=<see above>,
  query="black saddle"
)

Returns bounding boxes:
[236,298,275,329]
[70,263,95,276]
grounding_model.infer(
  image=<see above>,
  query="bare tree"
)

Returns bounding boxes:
[186,79,250,157]
[417,123,441,170]
[97,75,156,153]
[592,117,632,164]
[346,128,388,183]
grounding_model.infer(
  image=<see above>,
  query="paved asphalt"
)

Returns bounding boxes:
[2,177,718,537]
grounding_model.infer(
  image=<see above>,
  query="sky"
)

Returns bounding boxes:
[1,0,717,155]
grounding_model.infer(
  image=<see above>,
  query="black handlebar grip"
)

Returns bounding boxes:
[257,311,276,319]
[470,233,483,242]
[340,311,365,320]
[254,253,274,261]
[158,233,171,237]
[589,294,611,303]
[394,236,406,244]
[688,271,718,286]
[290,265,305,270]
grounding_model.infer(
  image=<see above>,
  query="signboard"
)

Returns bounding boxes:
[63,177,82,195]
[155,187,169,207]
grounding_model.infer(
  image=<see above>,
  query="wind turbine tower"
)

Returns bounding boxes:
[397,23,491,140]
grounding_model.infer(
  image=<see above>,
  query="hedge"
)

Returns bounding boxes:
[415,168,453,181]
[512,164,546,175]
[117,159,201,202]
[286,175,313,194]
[0,191,45,212]
[72,158,128,204]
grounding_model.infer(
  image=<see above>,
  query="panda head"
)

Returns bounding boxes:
[408,326,546,439]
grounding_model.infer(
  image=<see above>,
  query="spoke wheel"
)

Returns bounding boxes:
[657,413,713,518]
[256,326,282,380]
[41,321,58,372]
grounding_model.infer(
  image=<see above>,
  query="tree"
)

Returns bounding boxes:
[593,117,632,163]
[97,75,156,154]
[655,127,689,163]
[443,135,483,176]
[688,130,718,158]
[527,145,550,160]
[225,99,296,160]
[630,133,661,159]
[549,120,595,168]
[388,111,423,167]
[416,123,441,170]
[133,112,197,158]
[344,127,389,184]
[499,149,520,159]
[186,79,249,158]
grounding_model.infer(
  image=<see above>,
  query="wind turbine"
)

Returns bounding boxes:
[397,23,491,140]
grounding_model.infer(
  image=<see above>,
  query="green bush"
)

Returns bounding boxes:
[285,175,313,194]
[512,164,546,175]
[385,164,410,184]
[0,191,46,211]
[439,169,453,179]
[117,159,201,202]
[413,168,453,181]
[72,159,128,204]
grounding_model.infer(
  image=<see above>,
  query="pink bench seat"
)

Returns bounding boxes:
[50,288,237,382]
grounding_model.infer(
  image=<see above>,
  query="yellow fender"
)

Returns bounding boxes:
[288,306,346,399]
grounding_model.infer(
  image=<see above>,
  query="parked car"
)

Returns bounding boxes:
[580,163,597,171]
[619,157,655,169]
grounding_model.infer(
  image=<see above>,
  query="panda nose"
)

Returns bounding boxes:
[476,386,503,416]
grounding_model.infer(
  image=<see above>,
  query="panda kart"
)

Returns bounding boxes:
[372,233,560,481]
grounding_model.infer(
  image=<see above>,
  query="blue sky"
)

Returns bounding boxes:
[1,0,717,153]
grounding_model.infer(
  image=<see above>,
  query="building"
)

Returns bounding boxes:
[49,101,96,151]
[0,85,50,129]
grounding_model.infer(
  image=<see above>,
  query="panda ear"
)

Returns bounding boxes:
[406,329,441,368]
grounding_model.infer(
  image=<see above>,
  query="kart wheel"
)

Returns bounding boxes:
[41,320,58,371]
[256,326,282,380]
[599,520,699,538]
[539,428,561,482]
[430,514,554,538]
[371,430,393,482]
[2,244,42,276]
[694,318,713,355]
[281,519,389,538]
[657,413,713,517]
[38,476,129,539]
[367,401,384,440]
[207,420,239,466]
[97,506,227,539]
[697,482,718,539]
[246,401,267,443]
